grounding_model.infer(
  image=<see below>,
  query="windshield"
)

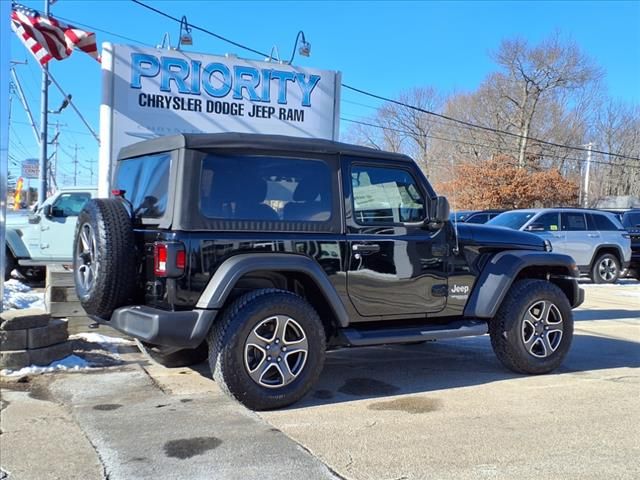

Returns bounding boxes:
[622,211,640,228]
[487,211,537,230]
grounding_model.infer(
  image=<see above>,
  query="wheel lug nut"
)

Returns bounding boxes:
[266,345,270,350]
[267,356,272,361]
[282,347,287,352]
[275,339,280,344]
[277,357,281,362]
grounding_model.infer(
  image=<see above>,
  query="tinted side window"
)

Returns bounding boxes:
[592,213,618,231]
[52,193,91,217]
[115,153,171,218]
[466,213,489,224]
[200,155,332,222]
[561,212,587,231]
[351,165,425,225]
[536,212,560,231]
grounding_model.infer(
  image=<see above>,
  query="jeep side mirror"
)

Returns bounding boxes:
[43,204,53,218]
[526,223,545,232]
[432,196,450,223]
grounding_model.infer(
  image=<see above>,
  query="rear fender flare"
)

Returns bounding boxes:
[464,251,579,319]
[196,253,350,327]
[590,244,624,267]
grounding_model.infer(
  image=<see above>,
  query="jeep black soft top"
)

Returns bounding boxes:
[74,133,583,410]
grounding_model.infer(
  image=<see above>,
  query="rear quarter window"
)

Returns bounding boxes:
[590,213,619,231]
[114,152,171,218]
[199,154,333,224]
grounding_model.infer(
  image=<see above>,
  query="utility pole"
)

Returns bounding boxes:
[73,143,79,186]
[48,121,64,191]
[38,0,51,206]
[583,142,593,208]
[10,66,40,145]
[84,158,96,185]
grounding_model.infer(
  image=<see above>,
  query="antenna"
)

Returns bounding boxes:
[450,155,460,255]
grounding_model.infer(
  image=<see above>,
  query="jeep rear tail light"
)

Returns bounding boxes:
[154,243,168,276]
[154,242,185,277]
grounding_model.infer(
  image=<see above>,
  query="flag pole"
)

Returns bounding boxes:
[37,0,50,206]
[1,0,11,303]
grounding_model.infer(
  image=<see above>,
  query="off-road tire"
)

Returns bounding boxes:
[137,340,208,368]
[5,248,16,281]
[208,289,326,410]
[489,279,573,375]
[73,199,137,318]
[591,253,620,284]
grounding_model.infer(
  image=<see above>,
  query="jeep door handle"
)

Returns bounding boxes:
[352,243,380,254]
[587,233,599,238]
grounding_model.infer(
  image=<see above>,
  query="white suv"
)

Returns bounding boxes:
[488,208,632,283]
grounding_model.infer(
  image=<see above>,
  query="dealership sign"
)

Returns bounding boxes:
[98,43,341,195]
[21,158,39,179]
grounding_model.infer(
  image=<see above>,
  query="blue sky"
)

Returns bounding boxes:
[7,0,640,186]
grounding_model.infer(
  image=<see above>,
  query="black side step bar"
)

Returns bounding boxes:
[340,320,488,347]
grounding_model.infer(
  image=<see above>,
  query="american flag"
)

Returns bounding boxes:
[10,2,100,65]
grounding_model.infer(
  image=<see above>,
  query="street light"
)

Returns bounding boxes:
[288,31,311,64]
[178,16,193,48]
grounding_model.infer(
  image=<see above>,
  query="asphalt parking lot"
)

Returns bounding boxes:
[2,281,639,480]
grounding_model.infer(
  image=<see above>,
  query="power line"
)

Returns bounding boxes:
[54,14,153,47]
[131,0,270,57]
[342,85,640,162]
[341,117,640,170]
[129,0,640,163]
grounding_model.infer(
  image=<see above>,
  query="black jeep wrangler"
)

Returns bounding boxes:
[74,133,584,410]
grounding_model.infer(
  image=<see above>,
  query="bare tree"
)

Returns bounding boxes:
[491,34,603,167]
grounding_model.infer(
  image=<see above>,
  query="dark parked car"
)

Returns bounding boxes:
[449,210,476,222]
[463,209,506,224]
[449,210,505,224]
[621,209,640,278]
[74,133,583,410]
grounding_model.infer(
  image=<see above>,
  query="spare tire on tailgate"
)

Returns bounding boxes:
[73,199,137,318]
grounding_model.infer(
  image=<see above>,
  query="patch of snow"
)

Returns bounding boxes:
[71,332,135,356]
[0,354,91,377]
[2,279,44,310]
[579,279,639,287]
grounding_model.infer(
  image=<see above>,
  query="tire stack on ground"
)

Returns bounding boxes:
[0,309,72,370]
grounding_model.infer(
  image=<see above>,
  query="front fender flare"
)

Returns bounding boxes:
[5,229,31,259]
[464,251,579,319]
[196,253,350,327]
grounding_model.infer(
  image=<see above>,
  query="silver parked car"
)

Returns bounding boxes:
[488,208,632,283]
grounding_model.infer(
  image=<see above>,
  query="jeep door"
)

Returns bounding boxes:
[524,211,564,247]
[41,191,93,260]
[559,211,592,267]
[343,158,448,318]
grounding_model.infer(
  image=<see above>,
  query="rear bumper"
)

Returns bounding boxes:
[100,305,217,348]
